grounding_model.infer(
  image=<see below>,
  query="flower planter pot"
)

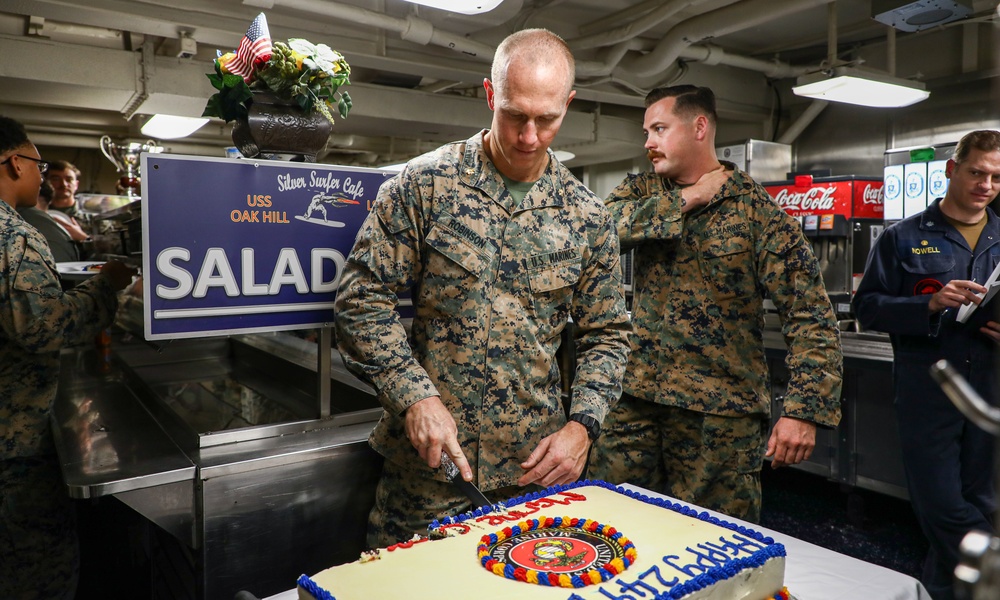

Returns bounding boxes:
[231,90,333,162]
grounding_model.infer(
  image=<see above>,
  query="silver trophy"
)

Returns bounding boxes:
[99,135,163,198]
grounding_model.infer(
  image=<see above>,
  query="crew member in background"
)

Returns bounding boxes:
[335,29,630,548]
[853,129,1000,600]
[17,180,81,264]
[0,115,136,600]
[46,159,80,214]
[588,85,843,522]
[45,159,89,242]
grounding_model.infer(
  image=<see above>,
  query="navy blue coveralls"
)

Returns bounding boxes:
[853,198,1000,600]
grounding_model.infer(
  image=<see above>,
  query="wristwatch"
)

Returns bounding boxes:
[568,413,601,442]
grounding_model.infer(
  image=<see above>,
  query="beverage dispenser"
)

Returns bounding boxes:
[765,175,885,320]
[883,143,956,222]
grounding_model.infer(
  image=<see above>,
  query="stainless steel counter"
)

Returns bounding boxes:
[764,328,894,363]
[763,326,906,500]
[51,331,384,600]
[51,371,195,499]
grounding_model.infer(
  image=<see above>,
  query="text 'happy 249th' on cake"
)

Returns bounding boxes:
[297,480,789,600]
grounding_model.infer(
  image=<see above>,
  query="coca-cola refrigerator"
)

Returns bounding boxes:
[765,175,885,319]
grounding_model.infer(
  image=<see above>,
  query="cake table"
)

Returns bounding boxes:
[262,483,931,600]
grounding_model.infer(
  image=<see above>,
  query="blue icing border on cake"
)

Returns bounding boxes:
[652,543,786,600]
[298,573,337,600]
[298,480,786,600]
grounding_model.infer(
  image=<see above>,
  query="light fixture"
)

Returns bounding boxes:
[553,150,576,163]
[792,67,929,108]
[140,114,210,139]
[400,0,504,15]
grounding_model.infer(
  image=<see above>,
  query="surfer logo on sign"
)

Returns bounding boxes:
[299,192,360,226]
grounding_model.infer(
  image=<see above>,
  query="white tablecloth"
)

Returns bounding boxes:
[266,484,932,600]
[620,484,932,600]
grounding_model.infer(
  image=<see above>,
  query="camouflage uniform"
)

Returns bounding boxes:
[335,131,631,545]
[589,167,842,521]
[0,199,119,598]
[366,459,543,549]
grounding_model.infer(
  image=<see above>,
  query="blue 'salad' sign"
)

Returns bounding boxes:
[141,153,394,340]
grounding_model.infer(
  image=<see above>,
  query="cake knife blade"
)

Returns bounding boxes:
[440,452,492,508]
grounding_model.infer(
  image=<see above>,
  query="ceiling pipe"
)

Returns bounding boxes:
[887,25,897,75]
[827,2,838,66]
[578,37,806,82]
[243,0,498,61]
[569,0,715,51]
[776,5,833,146]
[776,99,828,145]
[679,44,808,79]
[616,0,835,78]
[960,22,979,74]
[577,39,647,78]
[249,0,814,96]
[576,0,664,36]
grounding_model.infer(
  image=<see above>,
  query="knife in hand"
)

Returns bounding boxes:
[440,452,492,508]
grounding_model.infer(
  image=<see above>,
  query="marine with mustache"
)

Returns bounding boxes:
[588,85,843,522]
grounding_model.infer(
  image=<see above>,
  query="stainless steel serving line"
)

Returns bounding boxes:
[764,328,906,500]
[51,331,384,600]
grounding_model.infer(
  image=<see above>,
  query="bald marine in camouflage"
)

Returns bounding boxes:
[335,29,630,548]
[0,116,136,599]
[588,85,842,522]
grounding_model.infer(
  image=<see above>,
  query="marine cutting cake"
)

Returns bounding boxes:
[297,480,788,600]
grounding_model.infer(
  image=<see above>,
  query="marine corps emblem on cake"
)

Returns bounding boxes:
[477,516,637,588]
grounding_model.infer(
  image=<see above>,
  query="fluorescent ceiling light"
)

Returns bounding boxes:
[400,0,504,14]
[792,67,930,108]
[141,114,209,139]
[553,150,576,163]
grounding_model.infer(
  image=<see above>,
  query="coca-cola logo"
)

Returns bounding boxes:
[773,186,837,211]
[862,184,883,205]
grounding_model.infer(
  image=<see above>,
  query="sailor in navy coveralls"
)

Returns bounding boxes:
[854,130,1000,600]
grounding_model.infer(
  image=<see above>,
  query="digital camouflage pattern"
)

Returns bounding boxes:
[0,456,79,600]
[335,130,631,493]
[366,458,542,548]
[602,167,842,424]
[0,200,118,461]
[0,199,118,599]
[589,396,767,522]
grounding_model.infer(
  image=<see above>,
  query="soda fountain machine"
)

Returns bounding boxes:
[764,174,885,323]
[883,143,955,223]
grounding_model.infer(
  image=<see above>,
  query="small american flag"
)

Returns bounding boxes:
[228,13,272,81]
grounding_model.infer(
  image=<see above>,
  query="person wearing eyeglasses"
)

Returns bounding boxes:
[0,115,136,600]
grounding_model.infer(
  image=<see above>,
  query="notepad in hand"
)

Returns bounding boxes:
[957,260,1000,323]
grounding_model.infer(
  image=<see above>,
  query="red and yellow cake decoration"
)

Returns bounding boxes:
[476,515,637,588]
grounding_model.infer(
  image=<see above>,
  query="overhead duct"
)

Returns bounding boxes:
[569,0,717,51]
[871,0,972,32]
[242,0,500,61]
[614,0,835,79]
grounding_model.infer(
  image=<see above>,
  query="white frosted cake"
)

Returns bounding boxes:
[297,480,788,600]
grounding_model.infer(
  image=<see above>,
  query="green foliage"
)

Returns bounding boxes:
[202,65,253,123]
[203,39,352,126]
